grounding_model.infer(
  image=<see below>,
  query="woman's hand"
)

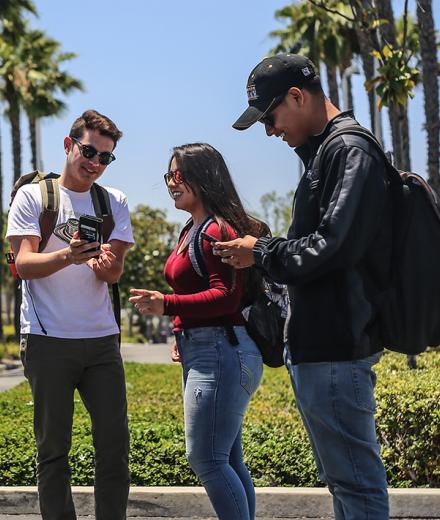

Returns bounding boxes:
[129,288,165,316]
[170,341,181,363]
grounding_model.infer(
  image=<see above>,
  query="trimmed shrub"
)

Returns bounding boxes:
[0,351,438,487]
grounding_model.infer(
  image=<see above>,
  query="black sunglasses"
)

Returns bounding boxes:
[259,93,287,127]
[72,137,116,166]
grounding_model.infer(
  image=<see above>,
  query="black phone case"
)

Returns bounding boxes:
[200,231,218,243]
[78,215,103,252]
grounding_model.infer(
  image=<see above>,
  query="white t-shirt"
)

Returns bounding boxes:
[6,183,134,338]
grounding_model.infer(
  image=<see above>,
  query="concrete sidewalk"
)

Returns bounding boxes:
[0,514,326,520]
[0,342,171,392]
[121,342,173,364]
[0,366,25,392]
[0,487,439,518]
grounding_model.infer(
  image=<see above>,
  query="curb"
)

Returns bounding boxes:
[0,487,439,518]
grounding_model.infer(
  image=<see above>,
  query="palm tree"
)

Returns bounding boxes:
[0,0,35,19]
[0,117,3,340]
[375,0,412,172]
[349,0,376,132]
[19,29,83,170]
[416,0,440,193]
[0,0,36,338]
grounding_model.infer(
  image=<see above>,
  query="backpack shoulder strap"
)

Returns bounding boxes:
[10,170,59,205]
[91,183,115,243]
[186,215,239,346]
[90,183,120,336]
[188,216,215,279]
[38,177,60,252]
[312,124,402,186]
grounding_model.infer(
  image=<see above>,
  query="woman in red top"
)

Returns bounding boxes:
[130,143,267,520]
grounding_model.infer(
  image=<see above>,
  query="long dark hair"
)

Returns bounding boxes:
[169,143,269,240]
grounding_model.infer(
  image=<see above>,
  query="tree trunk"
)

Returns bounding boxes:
[417,0,440,193]
[326,64,340,108]
[5,79,22,338]
[0,120,3,340]
[375,0,412,171]
[388,101,401,167]
[356,28,376,131]
[339,64,354,112]
[5,79,22,185]
[346,73,353,113]
[376,0,396,47]
[398,103,411,172]
[28,115,37,171]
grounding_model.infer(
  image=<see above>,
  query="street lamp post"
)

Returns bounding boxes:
[341,63,360,112]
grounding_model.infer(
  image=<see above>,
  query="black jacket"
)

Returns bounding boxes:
[253,112,392,364]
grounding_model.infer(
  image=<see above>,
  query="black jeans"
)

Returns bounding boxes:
[20,333,130,520]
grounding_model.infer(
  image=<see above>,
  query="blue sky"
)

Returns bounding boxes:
[1,0,439,224]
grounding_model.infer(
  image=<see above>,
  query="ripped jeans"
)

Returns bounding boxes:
[175,326,263,520]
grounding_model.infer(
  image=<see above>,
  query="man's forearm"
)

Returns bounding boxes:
[16,248,72,280]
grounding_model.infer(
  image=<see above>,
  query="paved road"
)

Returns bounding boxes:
[0,342,171,392]
[0,367,25,392]
[121,342,173,364]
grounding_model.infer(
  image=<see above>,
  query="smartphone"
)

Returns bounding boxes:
[200,231,218,244]
[78,214,103,256]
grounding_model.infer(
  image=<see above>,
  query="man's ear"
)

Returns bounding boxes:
[64,136,72,154]
[287,86,305,107]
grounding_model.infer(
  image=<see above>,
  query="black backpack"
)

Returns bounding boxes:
[180,216,288,367]
[6,171,121,333]
[313,125,440,355]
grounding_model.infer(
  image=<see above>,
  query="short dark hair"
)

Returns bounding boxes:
[302,75,324,96]
[69,110,123,148]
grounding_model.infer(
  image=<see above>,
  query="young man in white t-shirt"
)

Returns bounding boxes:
[6,110,134,520]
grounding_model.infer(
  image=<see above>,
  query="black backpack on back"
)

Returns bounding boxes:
[314,125,440,355]
[180,216,288,367]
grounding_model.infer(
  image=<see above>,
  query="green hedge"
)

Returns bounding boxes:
[0,351,438,487]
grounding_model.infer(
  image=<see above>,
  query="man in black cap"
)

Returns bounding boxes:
[214,54,390,519]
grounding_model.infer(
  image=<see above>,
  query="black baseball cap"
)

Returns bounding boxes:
[233,53,317,130]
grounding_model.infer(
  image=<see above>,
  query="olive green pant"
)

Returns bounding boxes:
[20,333,130,520]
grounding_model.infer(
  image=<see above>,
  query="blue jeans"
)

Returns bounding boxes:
[175,326,263,520]
[284,346,389,520]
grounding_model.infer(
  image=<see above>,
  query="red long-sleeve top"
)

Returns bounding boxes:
[163,221,245,331]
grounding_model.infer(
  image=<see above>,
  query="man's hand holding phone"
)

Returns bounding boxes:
[67,231,102,265]
[65,215,114,269]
